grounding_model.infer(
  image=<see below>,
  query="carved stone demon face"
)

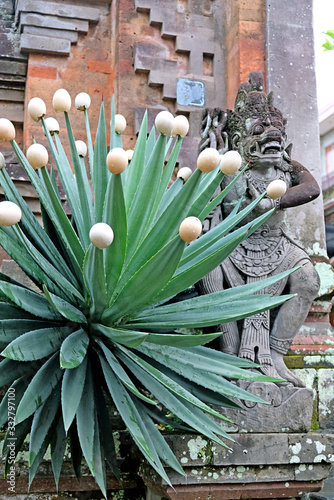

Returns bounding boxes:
[231,91,287,169]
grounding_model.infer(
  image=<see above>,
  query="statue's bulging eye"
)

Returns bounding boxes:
[253,124,264,134]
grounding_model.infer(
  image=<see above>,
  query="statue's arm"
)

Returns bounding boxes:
[279,160,320,210]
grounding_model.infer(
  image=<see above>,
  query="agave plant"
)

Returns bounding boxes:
[0,92,294,496]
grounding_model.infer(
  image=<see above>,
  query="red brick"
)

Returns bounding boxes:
[119,0,134,11]
[118,58,133,72]
[29,65,57,79]
[311,334,334,344]
[292,334,315,345]
[306,313,330,323]
[88,60,112,74]
[310,302,332,314]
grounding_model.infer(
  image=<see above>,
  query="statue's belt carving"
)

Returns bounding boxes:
[228,222,310,278]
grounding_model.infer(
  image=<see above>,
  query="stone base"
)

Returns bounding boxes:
[214,381,314,433]
[142,433,334,500]
[145,481,323,500]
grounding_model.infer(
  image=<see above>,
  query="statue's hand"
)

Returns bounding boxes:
[247,182,274,213]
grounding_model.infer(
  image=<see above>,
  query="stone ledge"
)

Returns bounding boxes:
[19,12,89,35]
[162,463,330,486]
[20,33,71,56]
[160,433,334,470]
[142,432,334,499]
[16,0,100,23]
[144,479,323,500]
[22,25,79,44]
[15,0,101,57]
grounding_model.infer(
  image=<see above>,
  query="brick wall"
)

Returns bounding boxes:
[22,1,113,156]
[225,0,266,109]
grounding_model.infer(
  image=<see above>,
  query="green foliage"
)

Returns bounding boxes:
[0,98,295,494]
[322,30,334,51]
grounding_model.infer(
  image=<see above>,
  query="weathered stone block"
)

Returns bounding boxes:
[23,25,78,44]
[162,462,331,486]
[295,463,331,482]
[0,60,27,76]
[166,464,294,485]
[164,434,212,467]
[0,89,25,102]
[0,101,24,122]
[20,12,89,34]
[134,43,178,75]
[288,434,334,465]
[318,369,334,429]
[213,433,289,466]
[17,0,100,23]
[20,33,70,56]
[160,481,323,500]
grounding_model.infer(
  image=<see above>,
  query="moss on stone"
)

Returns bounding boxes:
[284,355,304,369]
[311,399,319,431]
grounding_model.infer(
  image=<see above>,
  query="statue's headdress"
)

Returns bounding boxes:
[228,71,286,138]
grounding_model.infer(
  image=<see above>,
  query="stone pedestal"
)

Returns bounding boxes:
[142,432,334,500]
[142,382,334,500]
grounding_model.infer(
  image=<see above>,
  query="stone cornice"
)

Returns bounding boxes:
[15,0,101,56]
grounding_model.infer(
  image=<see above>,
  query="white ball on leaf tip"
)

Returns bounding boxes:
[177,167,192,182]
[28,97,46,122]
[75,140,87,157]
[53,89,71,113]
[44,117,60,136]
[179,216,202,243]
[220,150,242,176]
[26,143,49,170]
[0,119,15,142]
[106,148,128,174]
[171,115,189,138]
[155,111,174,136]
[75,92,91,111]
[197,148,220,173]
[89,223,114,249]
[0,201,22,227]
[0,152,5,169]
[114,114,127,134]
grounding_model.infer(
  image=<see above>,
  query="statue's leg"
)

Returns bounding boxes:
[196,267,240,356]
[270,261,320,387]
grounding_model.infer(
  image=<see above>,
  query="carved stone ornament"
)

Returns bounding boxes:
[197,71,321,388]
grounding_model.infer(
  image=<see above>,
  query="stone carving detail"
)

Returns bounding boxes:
[134,0,222,105]
[16,0,100,56]
[198,71,321,387]
[216,381,314,433]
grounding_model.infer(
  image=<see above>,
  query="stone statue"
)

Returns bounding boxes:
[197,71,320,387]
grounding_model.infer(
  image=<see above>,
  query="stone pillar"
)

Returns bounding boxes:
[266,0,334,308]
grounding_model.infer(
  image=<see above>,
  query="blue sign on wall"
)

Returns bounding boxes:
[176,78,205,107]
